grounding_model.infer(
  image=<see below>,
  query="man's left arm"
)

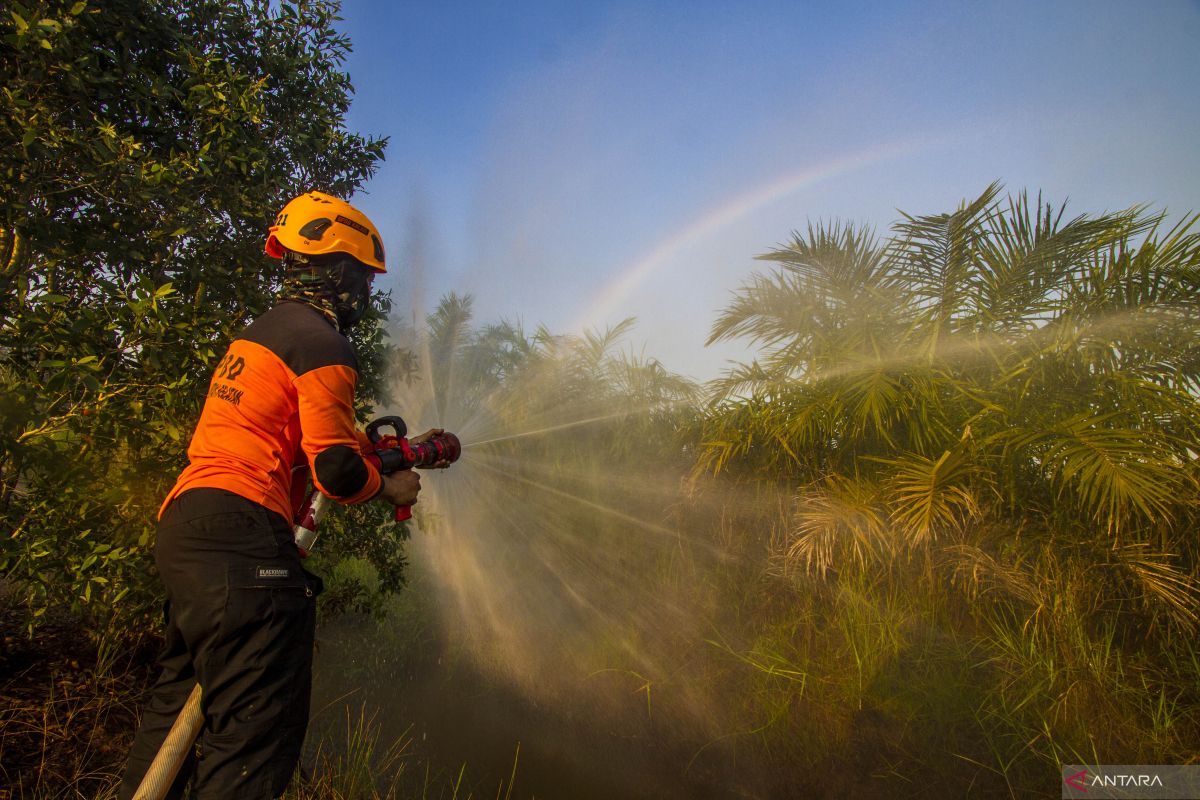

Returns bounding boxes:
[294,364,383,504]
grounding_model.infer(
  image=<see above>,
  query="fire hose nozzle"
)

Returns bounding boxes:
[292,416,462,554]
[367,420,461,520]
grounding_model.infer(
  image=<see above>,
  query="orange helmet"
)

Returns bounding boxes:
[265,191,386,272]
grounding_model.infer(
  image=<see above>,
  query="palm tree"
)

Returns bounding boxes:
[702,184,1200,628]
[697,184,1200,781]
[424,292,476,422]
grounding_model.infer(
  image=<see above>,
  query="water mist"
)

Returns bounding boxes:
[311,304,770,799]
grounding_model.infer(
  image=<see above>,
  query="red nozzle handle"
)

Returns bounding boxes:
[395,504,412,522]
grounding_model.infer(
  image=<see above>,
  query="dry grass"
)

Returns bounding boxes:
[0,594,512,800]
[0,600,152,800]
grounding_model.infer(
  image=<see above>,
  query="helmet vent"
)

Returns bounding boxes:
[371,234,385,264]
[299,218,333,240]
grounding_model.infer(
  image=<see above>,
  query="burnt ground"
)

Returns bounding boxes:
[0,590,157,799]
[0,586,1003,799]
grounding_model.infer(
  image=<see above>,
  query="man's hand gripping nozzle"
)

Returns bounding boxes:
[292,416,462,556]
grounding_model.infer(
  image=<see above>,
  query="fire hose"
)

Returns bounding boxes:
[131,417,460,800]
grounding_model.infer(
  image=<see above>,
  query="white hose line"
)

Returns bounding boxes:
[132,682,204,800]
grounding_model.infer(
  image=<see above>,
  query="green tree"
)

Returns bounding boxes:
[700,185,1200,773]
[424,291,477,421]
[390,293,697,466]
[1,0,389,635]
[704,185,1200,576]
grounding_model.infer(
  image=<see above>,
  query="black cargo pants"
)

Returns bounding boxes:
[119,488,323,799]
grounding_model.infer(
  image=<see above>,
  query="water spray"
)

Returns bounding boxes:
[463,402,686,448]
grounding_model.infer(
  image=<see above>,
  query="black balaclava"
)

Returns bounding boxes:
[281,251,375,331]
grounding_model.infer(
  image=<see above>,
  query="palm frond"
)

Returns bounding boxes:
[425,291,475,346]
[710,221,902,357]
[887,181,1004,322]
[835,360,904,447]
[1061,209,1192,319]
[968,193,1146,331]
[945,542,1047,609]
[1109,543,1200,632]
[581,317,637,365]
[1015,412,1182,530]
[872,447,983,547]
[706,268,824,348]
[755,220,886,293]
[786,474,891,577]
[610,354,697,408]
[704,360,778,403]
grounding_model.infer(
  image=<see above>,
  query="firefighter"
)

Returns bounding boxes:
[119,192,431,798]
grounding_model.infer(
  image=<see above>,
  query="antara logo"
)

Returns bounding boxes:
[1065,770,1088,792]
[1065,768,1165,791]
[1092,774,1164,788]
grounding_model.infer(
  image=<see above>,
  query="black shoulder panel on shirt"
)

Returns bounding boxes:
[238,301,359,377]
[314,444,369,497]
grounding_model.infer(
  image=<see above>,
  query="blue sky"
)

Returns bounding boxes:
[335,0,1200,380]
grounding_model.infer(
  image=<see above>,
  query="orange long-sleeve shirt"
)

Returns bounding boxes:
[160,301,381,522]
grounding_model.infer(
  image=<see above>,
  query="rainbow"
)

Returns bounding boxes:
[574,137,931,331]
